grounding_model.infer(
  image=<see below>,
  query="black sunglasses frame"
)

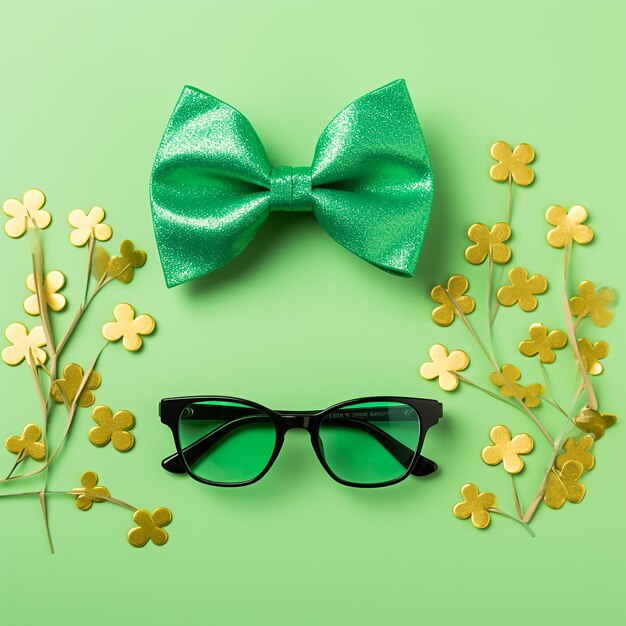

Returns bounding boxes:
[160,395,443,488]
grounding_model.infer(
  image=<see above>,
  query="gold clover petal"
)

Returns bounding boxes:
[24,270,67,316]
[546,205,593,248]
[102,303,155,351]
[577,338,609,375]
[489,141,535,186]
[465,223,512,265]
[543,461,586,509]
[3,189,51,238]
[92,246,111,280]
[75,470,110,511]
[89,405,135,452]
[1,323,47,366]
[128,507,172,548]
[108,240,147,284]
[497,267,548,312]
[68,206,112,247]
[419,344,469,391]
[569,281,615,328]
[481,425,534,474]
[556,436,595,472]
[519,323,567,364]
[573,407,616,440]
[453,483,496,529]
[431,275,475,326]
[5,423,46,461]
[50,363,101,407]
[489,364,525,401]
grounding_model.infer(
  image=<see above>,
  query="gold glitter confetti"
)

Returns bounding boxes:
[569,281,615,328]
[1,323,47,366]
[5,424,46,461]
[518,323,567,364]
[2,189,51,238]
[108,240,147,284]
[556,436,595,472]
[102,303,155,351]
[24,270,66,316]
[128,507,172,547]
[453,483,496,529]
[543,461,585,509]
[92,246,111,280]
[545,205,593,248]
[431,275,475,326]
[481,425,534,474]
[419,344,469,391]
[89,405,135,452]
[68,206,112,247]
[577,338,609,375]
[50,363,101,408]
[75,471,110,511]
[489,141,535,186]
[465,222,512,265]
[573,407,616,440]
[497,267,548,312]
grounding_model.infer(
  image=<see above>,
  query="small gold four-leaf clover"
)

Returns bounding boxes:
[51,363,102,407]
[576,338,609,375]
[1,323,47,366]
[518,323,567,364]
[573,407,616,440]
[546,205,593,248]
[465,222,512,265]
[75,470,110,511]
[419,344,469,391]
[489,141,535,186]
[569,281,615,328]
[3,189,51,238]
[481,425,534,474]
[497,267,548,312]
[489,364,543,408]
[556,436,595,472]
[453,483,496,529]
[543,460,585,509]
[89,405,135,452]
[102,303,155,351]
[128,507,172,548]
[24,270,67,316]
[5,423,46,461]
[108,240,147,283]
[68,206,112,247]
[431,275,475,326]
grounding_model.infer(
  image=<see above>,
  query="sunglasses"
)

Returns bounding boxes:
[160,396,442,488]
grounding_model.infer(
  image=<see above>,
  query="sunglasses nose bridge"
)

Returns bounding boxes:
[282,414,312,430]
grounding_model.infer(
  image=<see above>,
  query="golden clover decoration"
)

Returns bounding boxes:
[75,471,110,511]
[573,408,616,440]
[128,507,173,548]
[431,275,475,326]
[108,240,147,283]
[546,205,593,248]
[576,338,609,375]
[2,323,47,366]
[489,141,535,186]
[497,267,548,312]
[6,424,46,461]
[89,405,135,452]
[102,303,155,351]
[569,281,615,328]
[556,436,594,472]
[489,364,544,408]
[68,206,112,246]
[51,363,101,408]
[518,323,567,364]
[3,189,51,238]
[453,484,496,529]
[481,425,533,474]
[543,461,586,510]
[420,344,469,391]
[24,270,67,316]
[465,223,512,265]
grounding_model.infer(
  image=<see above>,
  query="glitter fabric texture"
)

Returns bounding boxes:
[149,79,434,288]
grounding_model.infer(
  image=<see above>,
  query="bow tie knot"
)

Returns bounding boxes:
[269,166,312,212]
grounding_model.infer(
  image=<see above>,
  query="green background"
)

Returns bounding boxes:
[1,1,624,623]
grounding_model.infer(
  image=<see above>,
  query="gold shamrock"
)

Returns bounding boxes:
[1,323,47,366]
[489,364,525,401]
[68,206,112,247]
[453,483,496,529]
[75,470,110,511]
[497,267,548,312]
[465,223,512,265]
[24,270,67,316]
[102,303,155,351]
[573,407,616,440]
[50,363,102,407]
[89,405,135,452]
[5,424,46,461]
[543,461,585,509]
[546,205,593,248]
[419,344,469,391]
[431,275,475,326]
[128,507,172,547]
[108,240,147,284]
[522,383,543,409]
[518,323,567,364]
[577,338,609,375]
[3,189,51,238]
[481,425,534,474]
[556,436,595,472]
[569,281,615,328]
[489,141,535,186]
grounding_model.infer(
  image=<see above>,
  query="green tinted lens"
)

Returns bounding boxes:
[318,401,421,484]
[178,401,277,484]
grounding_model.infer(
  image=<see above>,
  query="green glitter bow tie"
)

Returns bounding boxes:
[149,79,434,288]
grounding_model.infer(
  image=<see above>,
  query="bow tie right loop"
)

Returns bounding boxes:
[269,166,312,213]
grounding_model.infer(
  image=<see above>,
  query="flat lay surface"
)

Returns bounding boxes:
[0,1,624,624]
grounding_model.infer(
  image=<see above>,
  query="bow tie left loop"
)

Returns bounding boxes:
[269,167,312,213]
